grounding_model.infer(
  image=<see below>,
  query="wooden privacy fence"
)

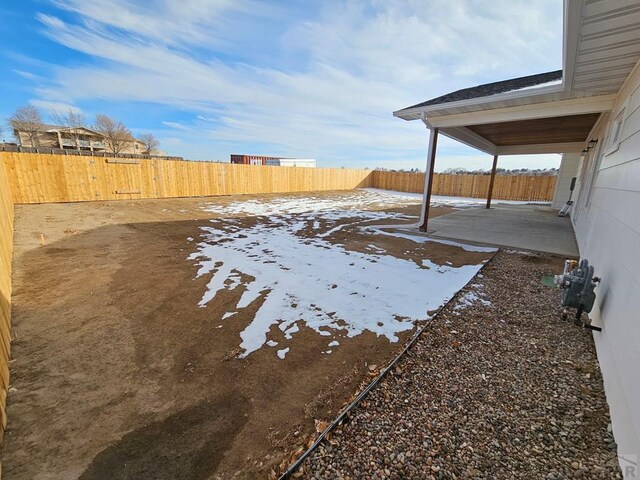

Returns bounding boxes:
[1,152,374,204]
[1,153,557,204]
[0,159,13,440]
[372,171,557,201]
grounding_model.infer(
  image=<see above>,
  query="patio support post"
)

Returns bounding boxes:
[419,127,439,232]
[486,154,499,209]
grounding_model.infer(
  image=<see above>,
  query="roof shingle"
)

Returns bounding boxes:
[398,70,563,112]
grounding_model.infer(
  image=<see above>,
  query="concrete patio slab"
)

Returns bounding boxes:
[408,204,579,257]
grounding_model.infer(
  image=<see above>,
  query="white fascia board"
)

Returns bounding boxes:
[563,0,585,93]
[393,85,566,121]
[496,142,584,155]
[54,126,103,136]
[440,127,498,155]
[427,94,616,128]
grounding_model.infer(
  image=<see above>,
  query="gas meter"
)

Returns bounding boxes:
[554,258,601,331]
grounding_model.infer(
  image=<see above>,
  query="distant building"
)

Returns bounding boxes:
[13,124,147,154]
[230,154,316,168]
[265,158,316,168]
[230,154,280,165]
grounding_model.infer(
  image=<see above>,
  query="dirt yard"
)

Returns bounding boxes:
[3,189,493,480]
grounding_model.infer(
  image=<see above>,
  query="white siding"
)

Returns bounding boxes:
[278,159,317,168]
[572,58,640,464]
[552,153,580,209]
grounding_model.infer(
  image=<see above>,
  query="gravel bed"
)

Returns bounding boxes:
[298,251,621,479]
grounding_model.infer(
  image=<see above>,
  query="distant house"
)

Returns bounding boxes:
[13,124,147,154]
[230,154,316,167]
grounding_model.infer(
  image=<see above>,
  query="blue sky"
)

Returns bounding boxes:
[1,0,564,170]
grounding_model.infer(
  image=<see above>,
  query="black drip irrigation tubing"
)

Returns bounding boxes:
[278,252,497,480]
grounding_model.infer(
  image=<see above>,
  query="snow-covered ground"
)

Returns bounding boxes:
[362,188,551,208]
[189,190,493,359]
[369,228,498,253]
[453,282,492,312]
[203,188,423,216]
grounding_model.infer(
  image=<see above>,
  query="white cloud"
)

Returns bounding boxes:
[160,137,184,147]
[47,0,262,48]
[29,99,83,115]
[162,121,192,131]
[28,0,563,167]
[13,69,41,81]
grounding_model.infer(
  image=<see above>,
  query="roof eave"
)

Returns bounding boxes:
[393,83,566,121]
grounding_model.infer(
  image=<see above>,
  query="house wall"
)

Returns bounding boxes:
[230,155,283,165]
[15,131,59,149]
[277,159,317,168]
[127,140,148,155]
[572,59,640,466]
[552,153,580,209]
[15,130,146,154]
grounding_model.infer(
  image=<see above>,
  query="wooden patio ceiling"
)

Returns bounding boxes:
[466,113,601,146]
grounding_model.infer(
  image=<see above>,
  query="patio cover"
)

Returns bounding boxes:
[392,0,640,230]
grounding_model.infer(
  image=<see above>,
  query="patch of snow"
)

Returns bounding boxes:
[361,189,551,208]
[222,312,236,320]
[361,188,424,201]
[430,195,551,208]
[282,323,300,339]
[368,227,498,253]
[202,189,422,217]
[367,243,386,253]
[328,340,339,347]
[454,285,492,311]
[277,347,290,359]
[187,237,194,242]
[266,340,278,347]
[504,248,535,255]
[504,78,563,93]
[190,190,488,358]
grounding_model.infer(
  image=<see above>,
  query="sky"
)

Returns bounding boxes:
[0,0,564,170]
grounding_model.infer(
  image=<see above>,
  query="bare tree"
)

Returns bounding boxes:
[93,114,133,154]
[137,133,159,154]
[9,105,44,147]
[52,109,87,150]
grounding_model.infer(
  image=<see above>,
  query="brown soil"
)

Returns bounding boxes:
[3,191,490,480]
